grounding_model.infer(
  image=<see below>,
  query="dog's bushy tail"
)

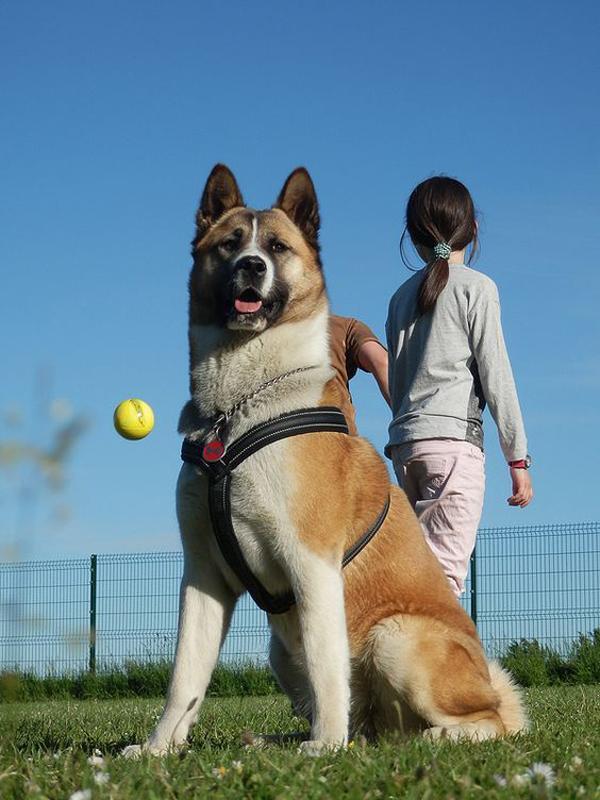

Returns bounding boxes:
[489,660,529,734]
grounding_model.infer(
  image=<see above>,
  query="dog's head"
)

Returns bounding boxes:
[188,165,326,332]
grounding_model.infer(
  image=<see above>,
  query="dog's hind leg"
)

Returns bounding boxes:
[370,615,526,742]
[269,631,312,722]
[240,628,312,750]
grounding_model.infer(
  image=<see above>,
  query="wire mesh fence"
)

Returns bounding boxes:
[475,522,600,655]
[1,557,90,674]
[1,522,598,675]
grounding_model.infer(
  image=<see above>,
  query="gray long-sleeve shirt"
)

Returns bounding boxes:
[385,265,528,462]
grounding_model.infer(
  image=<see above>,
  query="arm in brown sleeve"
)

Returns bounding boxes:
[346,319,390,406]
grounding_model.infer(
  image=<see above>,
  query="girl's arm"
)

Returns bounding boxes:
[384,309,396,413]
[468,279,533,508]
[358,341,391,406]
[468,279,528,464]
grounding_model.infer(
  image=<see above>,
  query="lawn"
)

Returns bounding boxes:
[1,687,598,798]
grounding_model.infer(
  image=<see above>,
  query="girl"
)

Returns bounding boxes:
[385,177,533,596]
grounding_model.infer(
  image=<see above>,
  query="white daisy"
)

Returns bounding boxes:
[69,791,92,800]
[527,762,557,787]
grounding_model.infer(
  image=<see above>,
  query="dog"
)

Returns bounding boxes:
[124,164,527,757]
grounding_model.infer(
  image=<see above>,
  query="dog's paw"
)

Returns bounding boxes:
[424,724,472,742]
[298,739,344,757]
[423,725,448,741]
[121,744,144,759]
[121,742,174,758]
[423,723,492,742]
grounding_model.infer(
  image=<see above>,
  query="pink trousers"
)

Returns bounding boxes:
[391,439,485,596]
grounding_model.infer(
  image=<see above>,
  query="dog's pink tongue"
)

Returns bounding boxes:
[234,298,263,314]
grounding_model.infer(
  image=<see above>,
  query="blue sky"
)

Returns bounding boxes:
[1,0,599,562]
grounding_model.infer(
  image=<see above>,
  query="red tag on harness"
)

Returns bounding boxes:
[203,439,225,462]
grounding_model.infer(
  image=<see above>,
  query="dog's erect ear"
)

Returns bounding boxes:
[274,168,320,246]
[195,164,244,242]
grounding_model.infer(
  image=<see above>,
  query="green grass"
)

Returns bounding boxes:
[1,687,599,798]
[0,662,280,703]
[4,631,599,704]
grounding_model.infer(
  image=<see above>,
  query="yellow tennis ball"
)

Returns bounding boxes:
[113,398,155,440]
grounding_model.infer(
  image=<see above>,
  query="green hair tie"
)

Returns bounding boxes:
[433,241,452,260]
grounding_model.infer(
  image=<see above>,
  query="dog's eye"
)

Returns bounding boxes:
[220,239,238,254]
[271,240,288,254]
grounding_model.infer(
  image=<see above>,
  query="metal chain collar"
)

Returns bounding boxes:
[207,365,318,442]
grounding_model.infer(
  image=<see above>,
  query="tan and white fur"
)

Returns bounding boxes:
[123,165,527,757]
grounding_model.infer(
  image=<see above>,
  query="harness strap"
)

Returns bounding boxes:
[209,473,296,614]
[181,407,390,615]
[342,494,390,568]
[181,408,350,477]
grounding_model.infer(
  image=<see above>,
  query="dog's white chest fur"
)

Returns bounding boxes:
[177,312,331,596]
[177,445,297,596]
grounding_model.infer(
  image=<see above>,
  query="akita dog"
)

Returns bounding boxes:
[124,165,526,757]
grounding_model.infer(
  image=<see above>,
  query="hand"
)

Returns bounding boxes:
[508,468,533,508]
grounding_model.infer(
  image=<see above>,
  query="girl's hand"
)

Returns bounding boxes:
[508,468,533,508]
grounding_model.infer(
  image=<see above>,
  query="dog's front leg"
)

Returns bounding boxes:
[125,557,235,756]
[295,551,350,753]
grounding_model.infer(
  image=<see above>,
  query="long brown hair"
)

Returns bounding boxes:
[402,177,478,314]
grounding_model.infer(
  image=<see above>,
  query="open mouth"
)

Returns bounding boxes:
[233,288,263,315]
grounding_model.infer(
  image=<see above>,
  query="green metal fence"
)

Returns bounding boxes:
[1,522,598,675]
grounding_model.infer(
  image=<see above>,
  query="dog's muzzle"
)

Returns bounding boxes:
[231,256,269,316]
[235,255,267,279]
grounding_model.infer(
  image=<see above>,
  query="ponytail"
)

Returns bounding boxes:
[404,176,477,316]
[418,257,450,315]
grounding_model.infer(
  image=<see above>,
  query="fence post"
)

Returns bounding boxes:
[89,554,97,673]
[470,544,477,627]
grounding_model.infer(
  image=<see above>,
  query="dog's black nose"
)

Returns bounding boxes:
[236,255,267,276]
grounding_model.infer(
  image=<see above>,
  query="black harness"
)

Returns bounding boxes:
[181,406,390,615]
